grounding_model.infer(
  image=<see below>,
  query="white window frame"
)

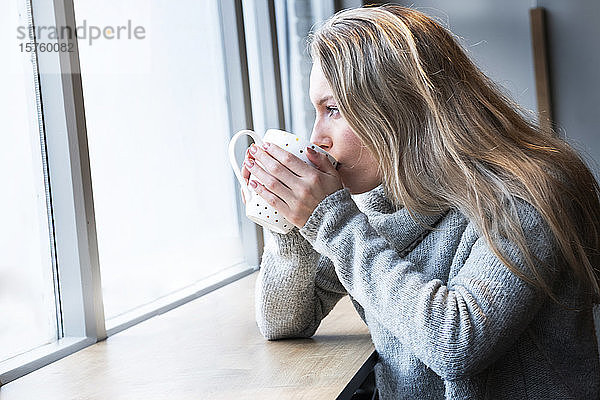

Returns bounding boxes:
[0,0,273,385]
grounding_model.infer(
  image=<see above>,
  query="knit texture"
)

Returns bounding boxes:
[255,185,600,399]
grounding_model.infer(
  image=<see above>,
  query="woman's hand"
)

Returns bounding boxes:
[240,147,254,204]
[245,142,343,228]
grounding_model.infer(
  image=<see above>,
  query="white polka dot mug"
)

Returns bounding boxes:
[228,129,338,234]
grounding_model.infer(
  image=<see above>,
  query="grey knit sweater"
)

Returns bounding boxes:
[255,185,600,399]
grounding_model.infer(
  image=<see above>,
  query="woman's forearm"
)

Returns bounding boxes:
[255,229,346,340]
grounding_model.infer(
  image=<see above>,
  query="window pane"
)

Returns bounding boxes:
[74,0,244,324]
[0,0,58,361]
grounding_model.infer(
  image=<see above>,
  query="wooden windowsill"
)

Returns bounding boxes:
[1,272,376,399]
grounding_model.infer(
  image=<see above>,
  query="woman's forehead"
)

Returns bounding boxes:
[309,62,334,104]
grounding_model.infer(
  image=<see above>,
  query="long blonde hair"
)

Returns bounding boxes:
[310,5,600,302]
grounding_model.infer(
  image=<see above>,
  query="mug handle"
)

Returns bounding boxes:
[228,129,264,202]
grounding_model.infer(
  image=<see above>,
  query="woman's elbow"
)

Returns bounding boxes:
[256,318,318,341]
[427,349,493,381]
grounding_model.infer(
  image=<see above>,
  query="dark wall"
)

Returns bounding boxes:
[538,0,600,179]
[392,1,599,179]
[390,1,537,112]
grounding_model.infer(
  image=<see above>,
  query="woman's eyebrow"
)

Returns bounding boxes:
[317,95,334,106]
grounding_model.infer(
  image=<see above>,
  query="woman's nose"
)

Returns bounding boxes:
[309,129,333,151]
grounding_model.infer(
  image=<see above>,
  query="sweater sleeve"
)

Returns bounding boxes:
[299,188,558,380]
[255,227,348,340]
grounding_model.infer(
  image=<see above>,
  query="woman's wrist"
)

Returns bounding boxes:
[300,188,353,244]
[266,227,316,258]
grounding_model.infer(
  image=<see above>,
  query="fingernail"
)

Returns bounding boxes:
[262,142,270,150]
[245,159,254,168]
[249,144,257,154]
[306,147,316,154]
[249,180,258,188]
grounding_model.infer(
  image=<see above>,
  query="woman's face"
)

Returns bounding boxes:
[309,61,381,194]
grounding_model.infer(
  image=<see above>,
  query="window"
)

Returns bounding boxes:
[73,0,245,326]
[0,0,58,362]
[0,0,261,384]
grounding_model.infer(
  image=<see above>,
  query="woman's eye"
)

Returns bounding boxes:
[326,106,339,117]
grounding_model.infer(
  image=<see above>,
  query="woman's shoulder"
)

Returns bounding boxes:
[450,197,550,240]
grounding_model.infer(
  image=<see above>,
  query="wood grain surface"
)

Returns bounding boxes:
[1,272,375,400]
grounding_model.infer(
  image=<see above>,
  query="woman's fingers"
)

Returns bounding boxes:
[245,142,343,228]
[242,148,253,184]
[243,142,344,228]
[253,143,313,177]
[305,147,338,174]
[245,157,293,200]
[249,144,301,185]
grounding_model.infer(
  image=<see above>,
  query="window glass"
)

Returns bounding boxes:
[0,0,58,361]
[74,0,243,324]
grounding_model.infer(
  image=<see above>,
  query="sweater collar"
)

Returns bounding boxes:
[352,184,449,250]
[351,184,397,214]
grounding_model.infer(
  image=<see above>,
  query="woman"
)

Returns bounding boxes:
[242,5,600,399]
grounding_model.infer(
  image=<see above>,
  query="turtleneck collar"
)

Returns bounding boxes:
[350,184,450,243]
[351,184,397,215]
